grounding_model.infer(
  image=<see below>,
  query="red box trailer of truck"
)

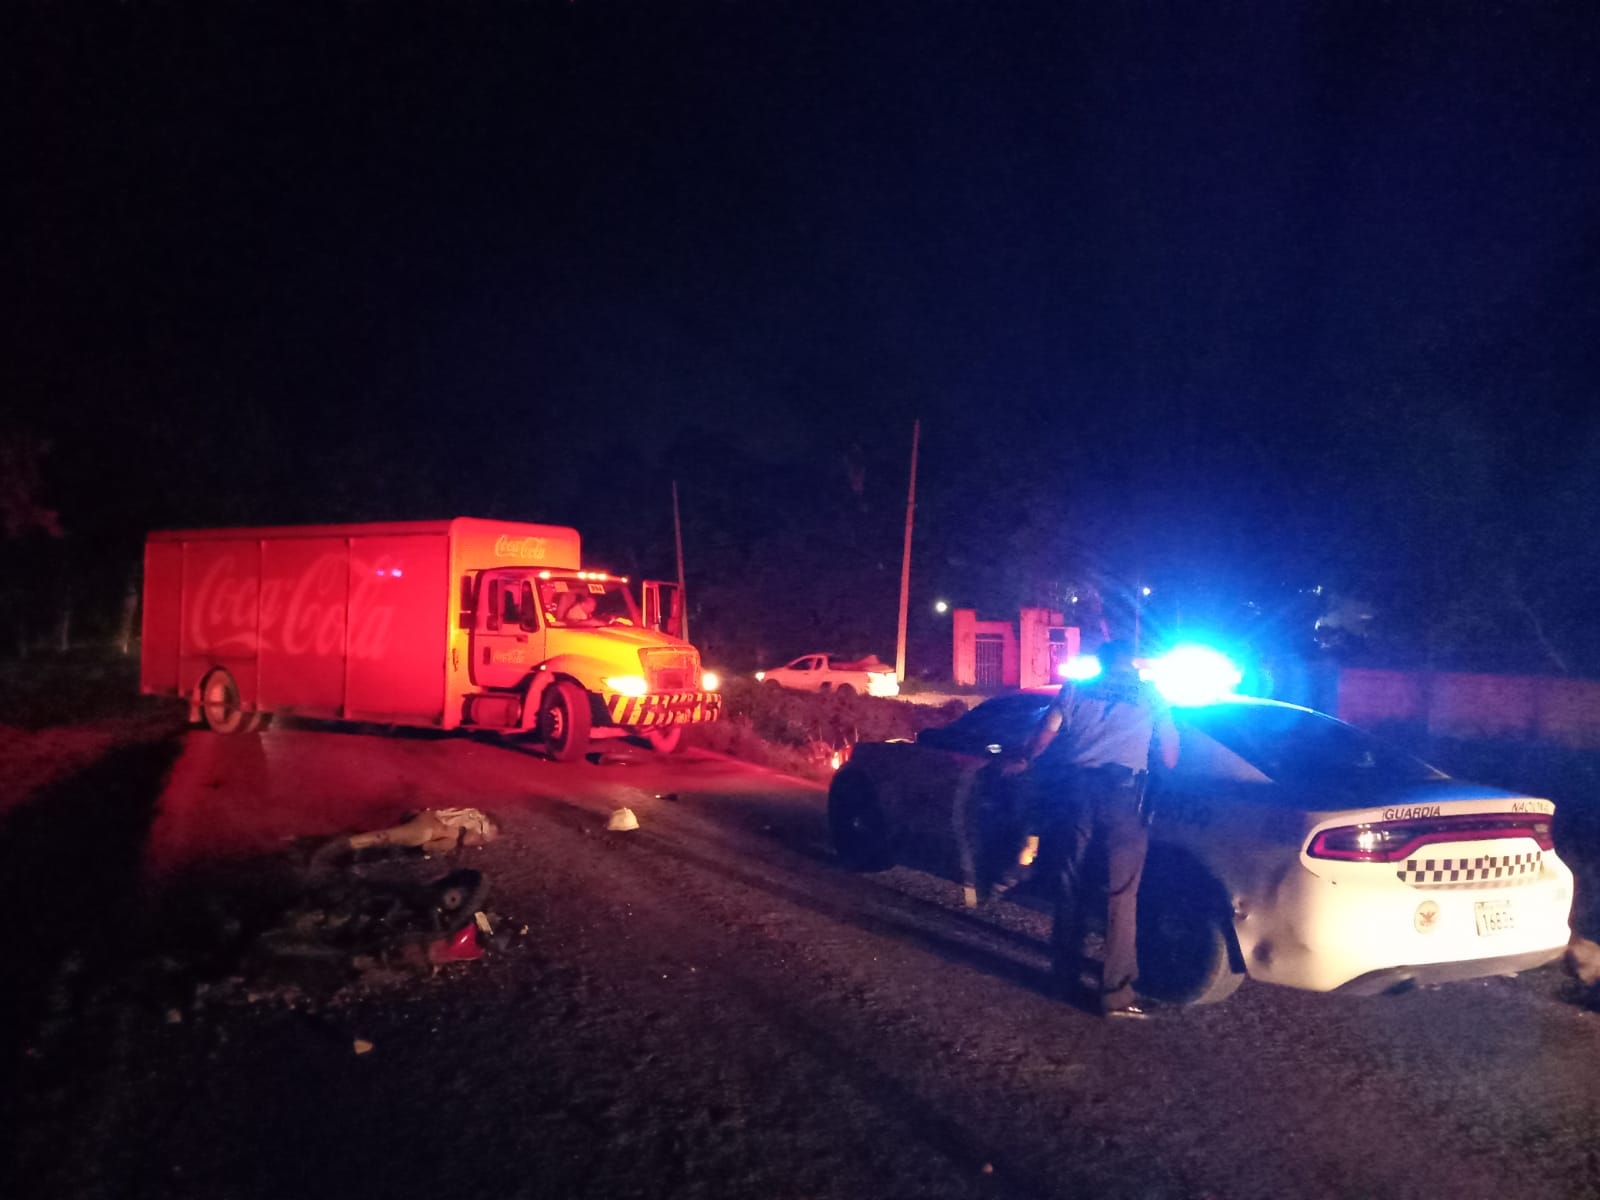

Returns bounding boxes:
[140,517,721,759]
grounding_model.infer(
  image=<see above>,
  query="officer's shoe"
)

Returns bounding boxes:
[989,862,1033,899]
[1103,1003,1151,1021]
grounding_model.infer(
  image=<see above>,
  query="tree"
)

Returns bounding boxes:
[0,430,66,657]
[0,431,63,540]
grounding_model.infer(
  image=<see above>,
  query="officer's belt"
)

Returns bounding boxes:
[1072,763,1139,788]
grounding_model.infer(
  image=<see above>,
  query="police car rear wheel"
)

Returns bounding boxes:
[1137,892,1244,1006]
[828,772,892,871]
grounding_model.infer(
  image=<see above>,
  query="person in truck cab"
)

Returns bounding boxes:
[565,593,600,624]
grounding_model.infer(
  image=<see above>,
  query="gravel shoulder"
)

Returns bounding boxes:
[7,721,1600,1200]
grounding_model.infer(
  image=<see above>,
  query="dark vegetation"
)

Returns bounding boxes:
[686,677,970,780]
[0,649,159,730]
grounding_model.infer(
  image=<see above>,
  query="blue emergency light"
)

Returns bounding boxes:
[1142,644,1243,706]
[1058,643,1243,705]
[1059,654,1103,682]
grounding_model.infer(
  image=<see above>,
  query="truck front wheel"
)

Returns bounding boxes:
[539,681,591,762]
[645,726,683,754]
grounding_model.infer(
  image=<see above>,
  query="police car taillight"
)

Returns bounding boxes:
[1307,815,1555,863]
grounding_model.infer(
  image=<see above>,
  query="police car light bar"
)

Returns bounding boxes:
[1141,644,1243,706]
[1059,654,1103,682]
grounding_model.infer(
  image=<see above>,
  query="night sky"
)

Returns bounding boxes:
[7,2,1599,672]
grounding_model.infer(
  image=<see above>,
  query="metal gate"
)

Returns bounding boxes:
[975,634,1004,688]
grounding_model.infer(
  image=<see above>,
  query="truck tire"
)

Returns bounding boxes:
[835,683,856,696]
[645,726,683,754]
[1136,883,1245,1006]
[827,770,893,871]
[199,668,257,734]
[539,680,591,762]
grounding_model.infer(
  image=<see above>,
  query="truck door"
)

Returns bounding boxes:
[471,571,541,688]
[641,580,684,639]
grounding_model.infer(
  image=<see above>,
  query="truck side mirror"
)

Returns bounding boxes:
[459,575,476,630]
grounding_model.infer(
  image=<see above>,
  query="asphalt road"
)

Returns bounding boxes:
[9,721,1600,1200]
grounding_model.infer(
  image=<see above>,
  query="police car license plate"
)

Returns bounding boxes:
[1474,900,1514,936]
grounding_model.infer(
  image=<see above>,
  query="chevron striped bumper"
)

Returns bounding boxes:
[604,690,723,728]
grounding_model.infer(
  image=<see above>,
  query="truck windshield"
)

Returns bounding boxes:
[537,578,640,628]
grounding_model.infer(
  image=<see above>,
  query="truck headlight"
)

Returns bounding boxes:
[604,675,649,697]
[702,671,720,692]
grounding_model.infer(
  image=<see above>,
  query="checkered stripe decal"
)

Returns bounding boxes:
[605,691,723,728]
[1397,852,1542,885]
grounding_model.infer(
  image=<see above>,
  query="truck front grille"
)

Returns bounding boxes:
[642,648,699,692]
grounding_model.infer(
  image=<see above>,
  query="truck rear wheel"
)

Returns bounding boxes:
[199,668,258,734]
[539,681,591,762]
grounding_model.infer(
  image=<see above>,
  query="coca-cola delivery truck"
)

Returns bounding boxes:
[140,518,721,760]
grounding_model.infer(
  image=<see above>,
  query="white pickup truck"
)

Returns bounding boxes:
[755,653,900,697]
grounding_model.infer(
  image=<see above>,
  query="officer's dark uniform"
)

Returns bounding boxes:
[1026,644,1178,1015]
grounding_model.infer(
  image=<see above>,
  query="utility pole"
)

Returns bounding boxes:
[672,481,689,644]
[895,419,920,683]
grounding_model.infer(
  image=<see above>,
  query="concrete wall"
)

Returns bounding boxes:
[1337,668,1600,750]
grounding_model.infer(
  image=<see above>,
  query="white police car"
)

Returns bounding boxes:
[827,689,1574,1005]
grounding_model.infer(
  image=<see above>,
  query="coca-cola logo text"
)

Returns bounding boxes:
[188,553,398,661]
[494,535,549,562]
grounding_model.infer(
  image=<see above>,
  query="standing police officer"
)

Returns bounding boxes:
[1013,639,1179,1018]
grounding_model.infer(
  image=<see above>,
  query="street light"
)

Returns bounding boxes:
[934,599,949,614]
[1135,584,1152,653]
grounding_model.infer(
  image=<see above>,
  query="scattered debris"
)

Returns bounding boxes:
[353,1038,374,1055]
[606,807,640,832]
[426,923,483,964]
[306,807,498,876]
[254,868,491,973]
[345,807,499,853]
[165,1008,184,1025]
